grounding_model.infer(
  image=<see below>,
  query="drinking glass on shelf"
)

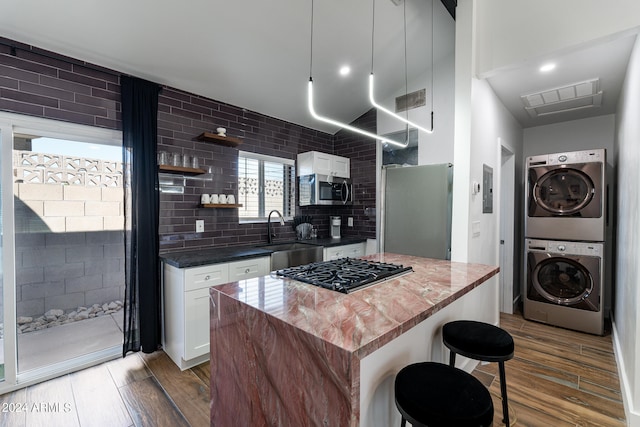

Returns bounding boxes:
[183,154,191,168]
[192,156,200,169]
[172,153,182,167]
[158,151,168,165]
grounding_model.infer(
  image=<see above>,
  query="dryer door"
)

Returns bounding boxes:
[531,255,600,307]
[527,162,602,218]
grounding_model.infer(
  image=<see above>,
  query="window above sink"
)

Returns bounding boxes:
[238,151,295,223]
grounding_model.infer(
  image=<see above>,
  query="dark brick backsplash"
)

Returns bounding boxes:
[1,37,377,253]
[0,37,121,129]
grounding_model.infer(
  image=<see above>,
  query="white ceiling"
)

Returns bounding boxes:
[2,1,636,135]
[485,31,638,129]
[0,0,448,135]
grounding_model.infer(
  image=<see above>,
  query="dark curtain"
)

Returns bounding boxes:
[121,75,161,356]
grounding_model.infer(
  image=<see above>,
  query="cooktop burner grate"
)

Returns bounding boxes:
[275,258,413,293]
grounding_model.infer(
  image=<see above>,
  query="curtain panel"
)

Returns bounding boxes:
[121,75,161,355]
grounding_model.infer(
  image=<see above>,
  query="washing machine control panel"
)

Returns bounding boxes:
[528,239,602,256]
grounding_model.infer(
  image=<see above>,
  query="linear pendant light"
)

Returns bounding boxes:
[369,0,434,134]
[369,73,433,134]
[307,0,408,148]
[308,79,408,147]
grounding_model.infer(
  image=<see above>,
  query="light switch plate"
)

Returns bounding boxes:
[472,221,481,237]
[348,217,354,227]
[196,220,204,232]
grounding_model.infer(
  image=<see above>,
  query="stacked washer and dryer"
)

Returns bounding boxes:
[524,149,607,335]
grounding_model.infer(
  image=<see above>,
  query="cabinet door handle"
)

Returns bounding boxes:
[204,275,210,281]
[245,268,250,274]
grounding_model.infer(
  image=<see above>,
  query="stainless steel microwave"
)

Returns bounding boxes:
[299,174,353,206]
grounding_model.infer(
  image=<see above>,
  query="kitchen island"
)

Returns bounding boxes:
[209,253,499,426]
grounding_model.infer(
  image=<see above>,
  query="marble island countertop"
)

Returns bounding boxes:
[211,252,498,358]
[209,253,499,426]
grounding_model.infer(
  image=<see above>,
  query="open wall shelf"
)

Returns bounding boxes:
[199,204,243,208]
[196,132,242,147]
[159,165,206,175]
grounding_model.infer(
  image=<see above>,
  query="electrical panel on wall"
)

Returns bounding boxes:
[482,164,493,213]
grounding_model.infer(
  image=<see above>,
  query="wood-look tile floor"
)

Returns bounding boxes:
[0,312,626,426]
[473,312,626,427]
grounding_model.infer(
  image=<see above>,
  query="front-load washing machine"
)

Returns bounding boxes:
[524,239,605,335]
[526,149,605,241]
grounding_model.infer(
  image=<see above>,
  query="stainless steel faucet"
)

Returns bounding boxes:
[267,210,285,244]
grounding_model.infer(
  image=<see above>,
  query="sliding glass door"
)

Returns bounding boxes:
[0,113,123,391]
[13,132,126,374]
[1,127,5,382]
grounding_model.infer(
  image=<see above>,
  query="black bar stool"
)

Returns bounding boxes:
[394,361,493,427]
[443,320,515,426]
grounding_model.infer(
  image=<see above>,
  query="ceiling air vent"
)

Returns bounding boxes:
[395,88,426,113]
[520,78,603,118]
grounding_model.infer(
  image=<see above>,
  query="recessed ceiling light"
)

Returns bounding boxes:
[539,63,556,73]
[339,65,351,77]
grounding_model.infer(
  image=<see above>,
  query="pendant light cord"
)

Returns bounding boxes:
[370,0,375,74]
[403,0,409,129]
[307,0,409,147]
[309,0,314,79]
[430,0,434,130]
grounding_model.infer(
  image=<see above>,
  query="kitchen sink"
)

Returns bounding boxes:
[259,242,323,271]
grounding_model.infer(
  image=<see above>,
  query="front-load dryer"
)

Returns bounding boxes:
[526,149,605,241]
[524,239,604,335]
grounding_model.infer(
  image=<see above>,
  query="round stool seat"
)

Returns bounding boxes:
[395,362,494,427]
[443,320,514,362]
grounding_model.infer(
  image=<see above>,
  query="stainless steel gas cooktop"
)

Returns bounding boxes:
[275,257,413,293]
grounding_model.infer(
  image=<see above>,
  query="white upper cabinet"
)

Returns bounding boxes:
[297,151,350,178]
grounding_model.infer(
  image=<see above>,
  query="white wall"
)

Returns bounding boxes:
[523,115,616,158]
[613,35,640,427]
[474,0,640,77]
[450,1,524,321]
[377,53,455,165]
[450,0,474,263]
[376,0,456,166]
[467,79,523,267]
[452,1,524,268]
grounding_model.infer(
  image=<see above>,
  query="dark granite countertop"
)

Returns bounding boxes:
[297,236,367,247]
[160,237,368,268]
[160,246,273,268]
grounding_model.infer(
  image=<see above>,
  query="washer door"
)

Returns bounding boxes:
[533,168,595,215]
[532,257,593,305]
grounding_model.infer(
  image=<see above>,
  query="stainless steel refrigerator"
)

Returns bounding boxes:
[381,163,453,260]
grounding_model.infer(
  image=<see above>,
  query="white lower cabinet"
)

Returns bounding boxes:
[162,257,269,370]
[323,242,366,261]
[184,287,211,361]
